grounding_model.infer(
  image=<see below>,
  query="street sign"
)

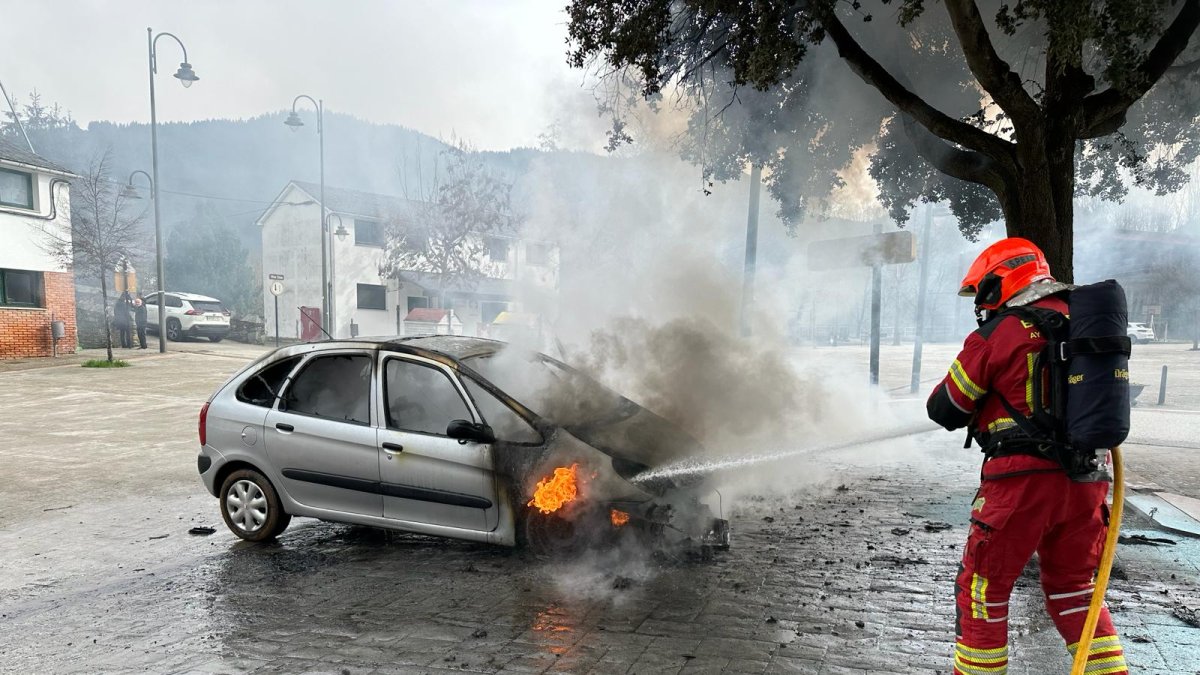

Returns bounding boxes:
[807,230,916,271]
[268,273,285,281]
[269,281,284,296]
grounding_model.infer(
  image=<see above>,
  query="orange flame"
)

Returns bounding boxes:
[528,464,579,514]
[610,509,630,527]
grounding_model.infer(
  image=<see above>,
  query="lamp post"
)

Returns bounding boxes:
[285,95,329,335]
[326,213,350,337]
[147,28,198,353]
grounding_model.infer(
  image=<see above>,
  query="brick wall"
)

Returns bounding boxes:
[0,271,78,358]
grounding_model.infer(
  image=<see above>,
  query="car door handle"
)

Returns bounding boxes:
[382,442,404,454]
[275,423,294,433]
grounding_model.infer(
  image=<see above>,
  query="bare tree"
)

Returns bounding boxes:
[380,140,518,308]
[43,151,146,362]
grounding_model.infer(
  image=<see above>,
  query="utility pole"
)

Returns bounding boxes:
[740,163,762,337]
[870,222,883,386]
[910,206,934,393]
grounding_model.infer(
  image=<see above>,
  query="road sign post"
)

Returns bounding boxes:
[808,229,916,386]
[269,280,284,348]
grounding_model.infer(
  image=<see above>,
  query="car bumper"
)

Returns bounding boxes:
[198,445,225,497]
[186,324,231,337]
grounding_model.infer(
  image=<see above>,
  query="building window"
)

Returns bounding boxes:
[0,269,43,307]
[526,242,551,266]
[354,219,384,247]
[407,295,429,312]
[486,237,510,261]
[357,283,387,310]
[0,168,34,210]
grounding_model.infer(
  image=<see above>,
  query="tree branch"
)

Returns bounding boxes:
[1078,0,1200,138]
[819,10,1015,168]
[943,0,1042,128]
[899,113,1007,193]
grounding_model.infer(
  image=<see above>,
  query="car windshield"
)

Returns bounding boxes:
[191,301,225,313]
[463,350,625,427]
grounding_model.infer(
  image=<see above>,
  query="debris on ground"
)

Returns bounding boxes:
[923,521,953,532]
[891,527,911,536]
[1130,635,1153,643]
[766,616,778,624]
[855,620,865,628]
[470,628,488,639]
[871,554,929,566]
[148,534,169,540]
[612,576,633,590]
[1173,605,1200,628]
[836,485,850,492]
[1118,534,1177,546]
[42,505,74,512]
[187,527,216,536]
[763,516,775,523]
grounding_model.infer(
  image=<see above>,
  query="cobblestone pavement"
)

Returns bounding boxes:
[1,348,1198,674]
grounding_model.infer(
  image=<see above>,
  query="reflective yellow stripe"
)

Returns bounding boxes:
[970,574,989,620]
[954,654,1008,674]
[950,360,986,400]
[955,643,1008,658]
[954,647,1008,665]
[1068,635,1123,654]
[1085,655,1128,674]
[987,418,1016,434]
[1025,353,1035,410]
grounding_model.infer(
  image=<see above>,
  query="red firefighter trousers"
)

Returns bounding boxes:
[954,467,1127,675]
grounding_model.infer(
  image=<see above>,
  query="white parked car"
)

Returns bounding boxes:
[143,292,231,342]
[1127,322,1155,344]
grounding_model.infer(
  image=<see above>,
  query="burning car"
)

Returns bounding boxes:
[197,336,730,555]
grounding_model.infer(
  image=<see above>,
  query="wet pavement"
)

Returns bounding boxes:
[1,346,1199,674]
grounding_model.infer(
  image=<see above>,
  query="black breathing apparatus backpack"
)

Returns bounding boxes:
[990,280,1132,482]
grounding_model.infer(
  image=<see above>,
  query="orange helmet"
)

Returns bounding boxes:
[959,238,1053,310]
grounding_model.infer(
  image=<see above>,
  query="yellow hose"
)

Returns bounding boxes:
[1069,446,1124,675]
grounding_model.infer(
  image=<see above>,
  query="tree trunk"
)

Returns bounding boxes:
[99,272,113,363]
[998,135,1076,283]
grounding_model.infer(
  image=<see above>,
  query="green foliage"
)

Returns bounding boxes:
[164,210,262,319]
[82,359,129,368]
[566,0,1200,241]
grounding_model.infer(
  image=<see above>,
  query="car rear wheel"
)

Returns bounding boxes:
[208,336,224,343]
[166,319,183,342]
[220,469,290,542]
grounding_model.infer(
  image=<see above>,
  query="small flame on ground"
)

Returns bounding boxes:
[610,509,630,527]
[528,464,580,514]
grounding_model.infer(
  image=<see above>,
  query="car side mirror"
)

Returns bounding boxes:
[446,419,495,444]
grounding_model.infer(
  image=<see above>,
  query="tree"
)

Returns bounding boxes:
[380,141,519,306]
[164,211,262,320]
[566,0,1200,280]
[42,151,146,362]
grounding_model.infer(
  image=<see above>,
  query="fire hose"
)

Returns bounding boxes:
[1070,446,1124,675]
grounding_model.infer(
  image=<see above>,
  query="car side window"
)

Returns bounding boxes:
[143,294,157,307]
[462,378,542,444]
[166,295,182,308]
[385,358,471,435]
[282,354,372,425]
[237,356,302,408]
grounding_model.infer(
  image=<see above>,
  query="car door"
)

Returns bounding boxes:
[142,293,160,330]
[376,353,499,531]
[264,350,382,517]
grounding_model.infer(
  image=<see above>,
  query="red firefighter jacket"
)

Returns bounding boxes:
[927,296,1069,479]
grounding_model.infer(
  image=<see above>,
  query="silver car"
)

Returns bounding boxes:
[198,336,729,554]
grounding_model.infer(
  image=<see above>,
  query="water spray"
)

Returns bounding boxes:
[631,422,943,483]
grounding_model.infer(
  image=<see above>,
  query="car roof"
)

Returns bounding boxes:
[269,335,507,366]
[171,292,222,302]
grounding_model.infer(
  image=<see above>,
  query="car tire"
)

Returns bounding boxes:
[219,469,290,542]
[208,336,224,343]
[166,319,183,342]
[517,503,588,556]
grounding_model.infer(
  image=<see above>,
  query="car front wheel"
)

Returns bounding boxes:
[208,336,224,343]
[220,469,290,542]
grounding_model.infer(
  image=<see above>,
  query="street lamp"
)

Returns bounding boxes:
[327,213,350,337]
[147,28,198,353]
[285,94,329,335]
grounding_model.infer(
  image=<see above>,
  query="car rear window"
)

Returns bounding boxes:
[238,356,302,407]
[191,301,225,313]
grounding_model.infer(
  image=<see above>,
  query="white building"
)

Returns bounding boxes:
[257,181,557,340]
[0,138,76,358]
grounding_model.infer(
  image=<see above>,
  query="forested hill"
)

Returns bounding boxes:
[14,112,471,246]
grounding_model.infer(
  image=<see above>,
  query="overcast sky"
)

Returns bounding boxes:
[0,0,605,150]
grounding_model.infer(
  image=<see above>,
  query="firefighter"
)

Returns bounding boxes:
[927,238,1127,675]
